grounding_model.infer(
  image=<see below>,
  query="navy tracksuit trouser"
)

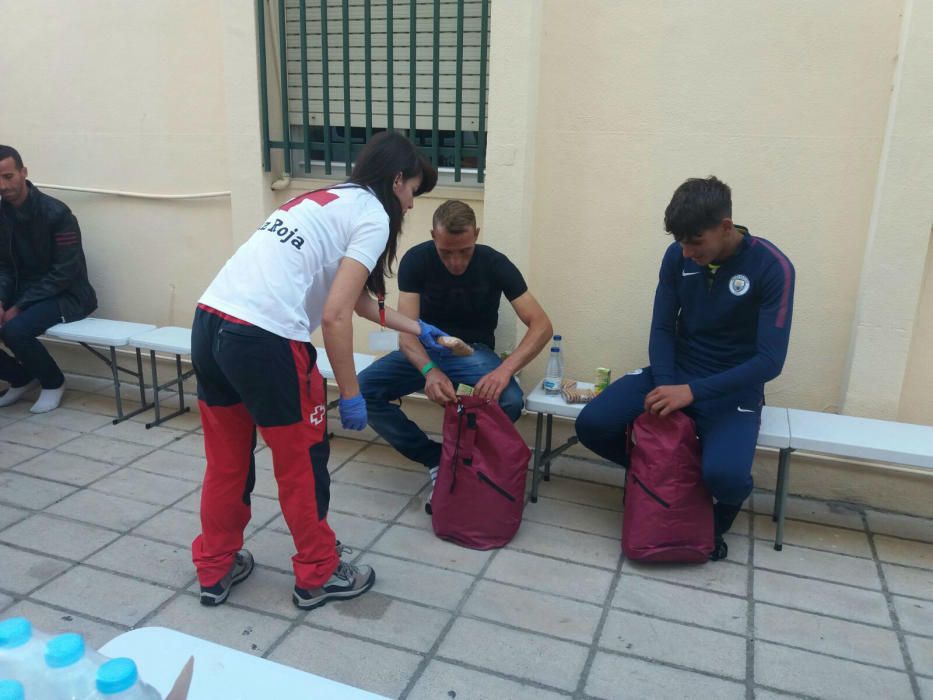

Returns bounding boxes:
[576,366,761,509]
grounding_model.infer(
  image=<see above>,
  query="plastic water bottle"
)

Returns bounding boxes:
[552,334,565,376]
[0,618,47,697]
[0,680,25,700]
[90,658,161,699]
[44,633,99,700]
[543,346,563,395]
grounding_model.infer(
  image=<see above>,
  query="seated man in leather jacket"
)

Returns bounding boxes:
[0,145,97,413]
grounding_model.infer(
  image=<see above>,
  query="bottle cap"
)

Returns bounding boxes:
[0,618,31,649]
[553,334,562,340]
[0,680,25,700]
[46,633,85,668]
[96,657,139,694]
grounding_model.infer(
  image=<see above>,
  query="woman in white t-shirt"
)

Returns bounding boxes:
[190,131,444,611]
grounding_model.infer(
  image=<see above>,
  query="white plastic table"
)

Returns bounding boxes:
[129,327,194,429]
[45,318,157,423]
[99,627,390,700]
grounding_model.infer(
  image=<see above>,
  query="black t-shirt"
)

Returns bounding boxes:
[398,242,528,350]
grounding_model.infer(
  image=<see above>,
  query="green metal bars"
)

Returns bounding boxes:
[257,0,491,182]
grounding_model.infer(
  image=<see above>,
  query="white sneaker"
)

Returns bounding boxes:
[30,384,65,413]
[0,379,39,407]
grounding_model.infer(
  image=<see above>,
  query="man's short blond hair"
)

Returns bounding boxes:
[432,200,477,234]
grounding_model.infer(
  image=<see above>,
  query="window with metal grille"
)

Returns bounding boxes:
[257,0,491,183]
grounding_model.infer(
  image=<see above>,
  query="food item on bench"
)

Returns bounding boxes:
[561,379,596,404]
[438,335,474,356]
[456,383,474,396]
[595,367,611,394]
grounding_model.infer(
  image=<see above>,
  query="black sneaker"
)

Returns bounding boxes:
[200,549,254,606]
[293,560,376,611]
[424,466,439,515]
[710,535,729,562]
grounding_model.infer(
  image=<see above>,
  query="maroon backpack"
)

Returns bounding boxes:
[622,411,714,562]
[432,397,531,549]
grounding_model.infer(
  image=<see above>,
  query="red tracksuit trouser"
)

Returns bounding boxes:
[190,305,338,589]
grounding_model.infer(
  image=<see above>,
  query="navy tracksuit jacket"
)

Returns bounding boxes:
[578,228,795,506]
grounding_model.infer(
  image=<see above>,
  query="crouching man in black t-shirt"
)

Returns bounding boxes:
[359,200,552,510]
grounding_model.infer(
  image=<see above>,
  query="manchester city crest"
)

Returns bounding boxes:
[729,274,751,296]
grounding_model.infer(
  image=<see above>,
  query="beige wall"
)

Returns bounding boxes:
[900,230,933,424]
[516,0,908,415]
[0,0,260,327]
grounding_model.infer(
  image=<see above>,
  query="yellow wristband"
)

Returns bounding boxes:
[420,361,437,376]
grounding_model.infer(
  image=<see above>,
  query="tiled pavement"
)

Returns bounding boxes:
[1,376,932,699]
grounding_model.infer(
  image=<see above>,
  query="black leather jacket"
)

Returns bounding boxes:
[0,182,97,321]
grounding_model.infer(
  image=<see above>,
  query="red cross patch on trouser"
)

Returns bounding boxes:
[190,305,339,589]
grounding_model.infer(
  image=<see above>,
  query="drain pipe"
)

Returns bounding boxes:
[270,174,291,190]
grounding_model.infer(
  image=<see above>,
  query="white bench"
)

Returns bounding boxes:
[45,318,158,423]
[524,380,793,549]
[313,347,376,434]
[313,346,377,384]
[44,319,380,428]
[128,326,195,429]
[775,408,933,539]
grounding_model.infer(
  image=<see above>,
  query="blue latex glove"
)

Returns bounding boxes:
[338,393,368,431]
[418,320,452,356]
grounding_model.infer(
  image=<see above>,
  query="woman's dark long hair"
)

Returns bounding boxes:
[346,131,437,296]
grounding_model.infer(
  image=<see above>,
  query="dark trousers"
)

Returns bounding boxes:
[0,298,65,389]
[576,366,762,507]
[190,305,337,589]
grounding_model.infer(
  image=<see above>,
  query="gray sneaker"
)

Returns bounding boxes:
[292,560,376,610]
[199,549,254,606]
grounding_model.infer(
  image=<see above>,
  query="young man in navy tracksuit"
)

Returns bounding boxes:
[576,176,795,560]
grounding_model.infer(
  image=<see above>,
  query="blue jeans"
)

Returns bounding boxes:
[359,345,524,469]
[0,298,66,389]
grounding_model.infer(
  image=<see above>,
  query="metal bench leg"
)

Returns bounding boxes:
[113,346,155,424]
[145,352,193,429]
[109,345,125,421]
[176,353,187,414]
[135,348,147,406]
[530,412,544,503]
[323,376,334,439]
[774,448,793,551]
[543,414,554,481]
[76,343,150,424]
[149,350,162,427]
[772,452,786,523]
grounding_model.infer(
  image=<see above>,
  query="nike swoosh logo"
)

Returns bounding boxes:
[682,270,701,276]
[736,407,756,413]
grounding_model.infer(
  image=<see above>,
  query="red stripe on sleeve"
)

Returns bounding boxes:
[756,239,793,328]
